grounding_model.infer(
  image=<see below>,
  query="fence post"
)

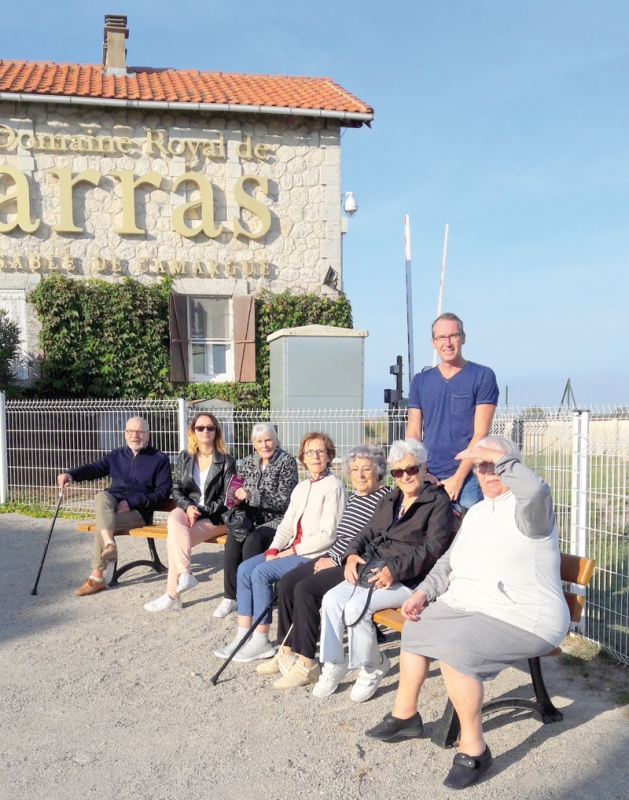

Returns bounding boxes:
[177,398,188,453]
[570,409,590,631]
[0,391,7,504]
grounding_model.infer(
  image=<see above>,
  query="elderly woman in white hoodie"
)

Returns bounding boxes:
[214,431,347,664]
[366,435,570,792]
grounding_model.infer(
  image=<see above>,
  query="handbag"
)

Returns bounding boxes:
[221,506,253,543]
[341,552,388,628]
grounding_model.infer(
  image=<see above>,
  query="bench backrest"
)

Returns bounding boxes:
[560,553,596,624]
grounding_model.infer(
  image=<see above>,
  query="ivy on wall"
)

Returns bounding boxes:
[27,276,352,407]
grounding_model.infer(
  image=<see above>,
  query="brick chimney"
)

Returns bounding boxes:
[102,14,129,75]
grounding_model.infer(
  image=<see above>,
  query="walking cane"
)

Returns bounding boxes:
[210,590,278,686]
[31,488,64,596]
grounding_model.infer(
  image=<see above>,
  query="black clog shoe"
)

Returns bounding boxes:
[443,745,493,789]
[365,712,424,742]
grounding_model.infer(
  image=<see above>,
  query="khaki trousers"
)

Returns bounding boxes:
[92,491,144,570]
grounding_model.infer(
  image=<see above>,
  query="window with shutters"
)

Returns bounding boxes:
[188,297,233,382]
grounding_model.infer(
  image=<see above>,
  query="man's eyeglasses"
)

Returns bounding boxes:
[125,429,148,436]
[304,449,327,459]
[194,425,216,433]
[390,465,421,478]
[432,333,462,343]
[472,461,495,475]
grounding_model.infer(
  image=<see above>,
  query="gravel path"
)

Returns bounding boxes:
[1,513,627,800]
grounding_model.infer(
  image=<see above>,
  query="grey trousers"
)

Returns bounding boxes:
[92,491,144,570]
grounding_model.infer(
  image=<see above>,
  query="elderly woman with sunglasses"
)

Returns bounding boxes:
[366,435,570,791]
[214,431,347,663]
[313,439,454,703]
[214,423,299,619]
[144,412,236,612]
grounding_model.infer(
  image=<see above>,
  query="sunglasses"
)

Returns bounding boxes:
[390,465,421,478]
[194,425,216,433]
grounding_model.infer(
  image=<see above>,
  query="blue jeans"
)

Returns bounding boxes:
[458,473,483,509]
[236,553,309,625]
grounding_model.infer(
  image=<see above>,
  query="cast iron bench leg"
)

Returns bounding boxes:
[528,657,563,723]
[431,699,460,749]
[105,537,167,587]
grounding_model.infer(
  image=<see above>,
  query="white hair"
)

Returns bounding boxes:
[251,422,279,445]
[126,416,149,431]
[342,444,387,480]
[387,438,428,466]
[476,435,521,460]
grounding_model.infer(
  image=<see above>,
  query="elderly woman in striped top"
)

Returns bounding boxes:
[257,444,391,689]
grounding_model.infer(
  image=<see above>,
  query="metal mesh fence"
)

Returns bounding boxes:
[2,398,628,664]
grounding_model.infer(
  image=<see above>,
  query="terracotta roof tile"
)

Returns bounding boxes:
[0,59,373,117]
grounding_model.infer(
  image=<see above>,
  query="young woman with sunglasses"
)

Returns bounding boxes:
[313,438,454,702]
[144,412,236,612]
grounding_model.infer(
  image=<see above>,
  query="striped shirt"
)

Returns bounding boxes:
[327,486,392,566]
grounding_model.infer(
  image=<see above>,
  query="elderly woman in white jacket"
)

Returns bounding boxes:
[366,435,570,791]
[214,431,347,664]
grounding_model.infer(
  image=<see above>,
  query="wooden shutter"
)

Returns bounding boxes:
[169,292,189,383]
[233,295,256,383]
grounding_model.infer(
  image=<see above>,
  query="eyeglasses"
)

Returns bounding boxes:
[125,429,148,436]
[304,449,327,459]
[350,467,374,477]
[472,461,495,475]
[432,333,462,343]
[194,425,216,433]
[390,465,421,478]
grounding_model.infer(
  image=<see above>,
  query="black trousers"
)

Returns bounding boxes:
[223,525,277,600]
[276,559,345,660]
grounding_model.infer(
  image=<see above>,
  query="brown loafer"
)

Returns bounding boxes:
[74,578,107,596]
[101,543,118,563]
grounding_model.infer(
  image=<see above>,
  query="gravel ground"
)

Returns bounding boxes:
[1,513,627,800]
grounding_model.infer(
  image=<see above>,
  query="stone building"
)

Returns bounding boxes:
[0,15,373,385]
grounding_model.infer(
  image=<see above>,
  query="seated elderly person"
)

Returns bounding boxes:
[214,423,299,619]
[214,431,347,664]
[257,444,391,689]
[144,412,236,612]
[314,439,454,703]
[57,417,172,596]
[366,435,570,791]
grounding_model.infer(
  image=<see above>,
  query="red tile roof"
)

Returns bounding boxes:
[0,60,373,119]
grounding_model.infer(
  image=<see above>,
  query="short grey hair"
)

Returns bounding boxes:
[431,312,464,337]
[342,444,387,480]
[251,422,278,445]
[476,435,521,461]
[126,416,149,431]
[388,438,428,466]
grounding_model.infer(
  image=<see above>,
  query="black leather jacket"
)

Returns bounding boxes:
[172,449,237,524]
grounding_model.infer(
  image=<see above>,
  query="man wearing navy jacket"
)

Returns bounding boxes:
[57,417,172,596]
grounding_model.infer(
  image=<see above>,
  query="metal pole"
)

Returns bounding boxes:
[404,215,415,383]
[432,223,449,368]
[569,410,589,631]
[0,391,7,505]
[177,398,188,453]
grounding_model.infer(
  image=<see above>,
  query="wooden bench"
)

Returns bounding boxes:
[76,499,227,586]
[373,552,596,748]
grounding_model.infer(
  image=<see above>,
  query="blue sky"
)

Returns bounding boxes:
[2,1,627,407]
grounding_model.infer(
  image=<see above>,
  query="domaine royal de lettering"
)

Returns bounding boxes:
[0,14,373,384]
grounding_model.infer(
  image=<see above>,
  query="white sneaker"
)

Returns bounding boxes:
[350,654,391,703]
[176,572,198,594]
[214,631,249,660]
[312,660,350,698]
[213,598,238,618]
[232,638,276,663]
[144,593,183,612]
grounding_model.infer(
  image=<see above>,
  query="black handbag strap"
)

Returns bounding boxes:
[341,581,376,629]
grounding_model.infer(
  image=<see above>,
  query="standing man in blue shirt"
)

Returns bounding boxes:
[406,313,498,509]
